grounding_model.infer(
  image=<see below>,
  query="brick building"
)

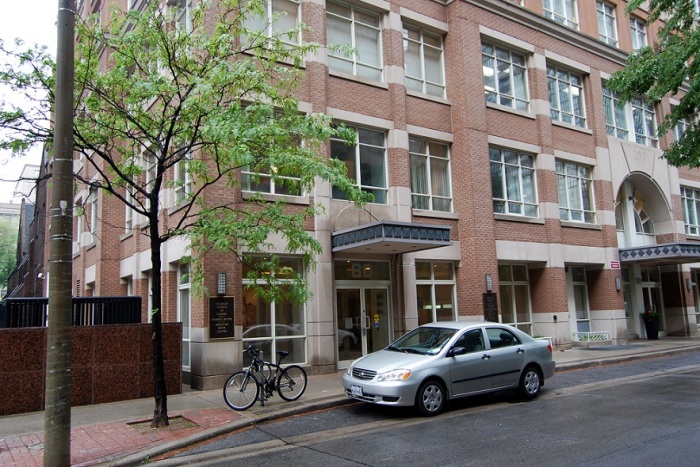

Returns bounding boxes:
[46,0,700,389]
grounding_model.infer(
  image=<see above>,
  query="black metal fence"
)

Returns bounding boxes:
[0,296,142,328]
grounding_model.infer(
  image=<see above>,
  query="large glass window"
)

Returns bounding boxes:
[416,262,456,325]
[125,188,134,232]
[543,0,578,29]
[327,1,382,81]
[547,64,586,127]
[596,1,618,47]
[482,41,529,111]
[499,264,532,334]
[175,0,193,33]
[682,186,700,236]
[674,107,692,142]
[89,187,98,244]
[331,126,387,204]
[570,266,590,333]
[178,263,191,370]
[603,86,657,147]
[556,160,595,223]
[630,17,647,51]
[403,25,445,98]
[244,0,300,46]
[490,146,538,217]
[242,164,302,196]
[410,137,452,212]
[174,151,192,205]
[242,256,306,363]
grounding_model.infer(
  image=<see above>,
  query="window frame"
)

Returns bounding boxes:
[403,24,446,98]
[682,186,700,236]
[89,187,98,244]
[409,137,453,212]
[327,0,383,81]
[596,1,618,47]
[178,262,191,370]
[489,146,539,218]
[173,151,193,205]
[175,0,193,33]
[244,0,301,47]
[630,16,647,51]
[415,261,457,326]
[498,264,533,335]
[543,0,579,30]
[331,125,388,204]
[556,159,596,223]
[603,86,658,147]
[482,41,530,112]
[547,64,586,128]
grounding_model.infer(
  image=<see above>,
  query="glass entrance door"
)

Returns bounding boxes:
[337,287,391,363]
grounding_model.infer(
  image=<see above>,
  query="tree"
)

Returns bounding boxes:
[607,0,700,167]
[0,217,18,291]
[0,0,369,427]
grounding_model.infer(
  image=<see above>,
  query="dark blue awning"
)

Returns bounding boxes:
[619,242,700,265]
[332,221,452,254]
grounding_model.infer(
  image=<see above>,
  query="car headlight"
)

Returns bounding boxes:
[345,366,353,376]
[376,369,411,382]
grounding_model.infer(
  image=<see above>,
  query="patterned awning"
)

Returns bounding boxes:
[619,242,700,265]
[332,221,452,254]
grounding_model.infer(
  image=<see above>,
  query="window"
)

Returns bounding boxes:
[242,164,302,196]
[489,146,538,217]
[175,0,193,33]
[145,152,157,210]
[331,126,387,204]
[630,17,647,51]
[416,262,456,325]
[327,1,382,81]
[547,64,586,127]
[178,263,191,370]
[596,1,618,47]
[403,25,445,97]
[89,187,98,243]
[674,111,692,142]
[631,97,658,147]
[242,256,306,363]
[499,264,532,334]
[543,0,578,29]
[174,152,192,204]
[76,205,84,247]
[410,137,452,212]
[244,0,300,46]
[556,160,595,223]
[682,186,700,236]
[125,188,134,232]
[603,86,658,147]
[482,41,529,111]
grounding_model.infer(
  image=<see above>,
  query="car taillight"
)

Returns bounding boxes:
[547,344,553,353]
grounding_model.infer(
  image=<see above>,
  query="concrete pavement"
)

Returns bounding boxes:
[1,337,699,466]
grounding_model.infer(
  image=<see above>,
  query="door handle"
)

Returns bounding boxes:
[363,315,370,330]
[516,348,524,354]
[481,354,491,360]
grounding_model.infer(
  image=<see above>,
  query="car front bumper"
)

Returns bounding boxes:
[341,372,421,407]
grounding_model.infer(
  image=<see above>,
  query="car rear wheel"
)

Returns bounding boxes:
[519,366,542,399]
[416,379,446,416]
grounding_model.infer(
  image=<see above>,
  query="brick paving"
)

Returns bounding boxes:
[0,407,239,466]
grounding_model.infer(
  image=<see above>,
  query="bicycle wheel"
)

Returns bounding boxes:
[277,365,307,401]
[223,371,259,411]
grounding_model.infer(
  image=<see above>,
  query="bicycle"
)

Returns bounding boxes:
[223,345,308,411]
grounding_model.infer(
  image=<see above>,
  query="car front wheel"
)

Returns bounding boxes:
[416,379,446,416]
[519,366,542,399]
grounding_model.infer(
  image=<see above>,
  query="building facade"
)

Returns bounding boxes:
[53,0,700,389]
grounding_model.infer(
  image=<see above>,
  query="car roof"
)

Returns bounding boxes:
[419,320,491,330]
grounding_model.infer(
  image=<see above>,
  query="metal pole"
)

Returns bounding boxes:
[44,1,75,465]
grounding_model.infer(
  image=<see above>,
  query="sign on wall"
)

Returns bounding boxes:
[209,296,234,339]
[483,293,498,322]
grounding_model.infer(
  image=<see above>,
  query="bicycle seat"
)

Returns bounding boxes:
[277,350,289,357]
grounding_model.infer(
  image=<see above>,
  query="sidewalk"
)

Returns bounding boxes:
[2,337,699,466]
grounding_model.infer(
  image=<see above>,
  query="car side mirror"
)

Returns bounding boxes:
[447,346,467,357]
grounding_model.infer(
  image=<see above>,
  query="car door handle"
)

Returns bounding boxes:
[481,354,490,360]
[516,348,524,354]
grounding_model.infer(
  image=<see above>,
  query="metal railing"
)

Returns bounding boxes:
[572,331,609,342]
[0,296,142,328]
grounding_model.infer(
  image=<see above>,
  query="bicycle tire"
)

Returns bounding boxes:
[223,371,259,411]
[277,365,307,401]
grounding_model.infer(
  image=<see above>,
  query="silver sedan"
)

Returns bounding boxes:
[342,321,555,415]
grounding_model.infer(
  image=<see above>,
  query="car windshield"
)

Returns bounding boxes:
[388,326,457,355]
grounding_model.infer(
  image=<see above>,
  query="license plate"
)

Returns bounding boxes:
[351,385,363,397]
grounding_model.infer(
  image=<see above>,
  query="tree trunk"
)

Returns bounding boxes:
[149,217,169,428]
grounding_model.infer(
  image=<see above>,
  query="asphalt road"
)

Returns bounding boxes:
[156,351,700,466]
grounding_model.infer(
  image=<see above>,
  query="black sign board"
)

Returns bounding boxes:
[209,297,234,339]
[483,293,498,322]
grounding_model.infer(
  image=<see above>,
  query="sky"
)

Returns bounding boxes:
[0,1,58,204]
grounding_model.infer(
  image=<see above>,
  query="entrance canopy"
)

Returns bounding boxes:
[332,221,452,254]
[619,242,700,266]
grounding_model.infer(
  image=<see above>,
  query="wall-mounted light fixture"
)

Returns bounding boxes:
[217,272,227,295]
[485,274,494,293]
[615,276,621,292]
[687,277,693,292]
